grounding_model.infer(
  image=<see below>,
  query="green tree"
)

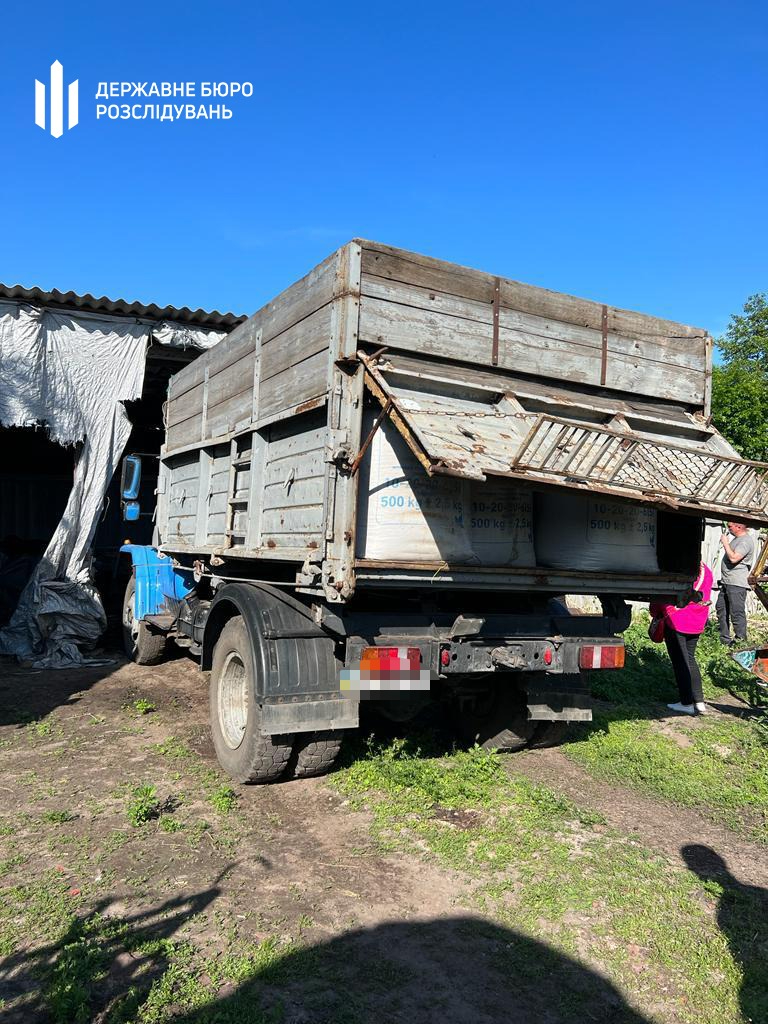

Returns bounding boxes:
[717,292,768,369]
[711,293,768,462]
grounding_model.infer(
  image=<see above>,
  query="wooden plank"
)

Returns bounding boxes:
[207,491,230,515]
[359,294,491,364]
[206,389,256,439]
[362,271,706,374]
[269,409,327,445]
[361,244,495,308]
[263,451,325,487]
[380,351,699,424]
[360,295,704,405]
[166,458,200,485]
[166,415,206,452]
[258,348,329,424]
[206,511,227,542]
[205,348,257,410]
[359,239,707,341]
[259,535,321,554]
[262,476,325,510]
[166,380,204,429]
[261,504,325,535]
[167,318,260,403]
[194,450,212,547]
[260,304,333,382]
[254,247,339,346]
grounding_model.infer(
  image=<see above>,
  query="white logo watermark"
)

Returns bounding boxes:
[35,61,78,138]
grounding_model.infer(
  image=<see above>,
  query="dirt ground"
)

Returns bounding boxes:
[514,738,768,890]
[0,652,764,1023]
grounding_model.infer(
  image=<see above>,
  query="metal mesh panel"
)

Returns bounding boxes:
[512,416,768,518]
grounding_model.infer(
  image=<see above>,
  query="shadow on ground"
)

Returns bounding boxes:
[1,900,657,1024]
[683,844,768,1024]
[0,878,225,1023]
[0,658,126,728]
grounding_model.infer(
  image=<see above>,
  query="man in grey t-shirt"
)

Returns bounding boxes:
[716,521,755,645]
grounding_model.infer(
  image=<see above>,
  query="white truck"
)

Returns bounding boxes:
[119,241,768,782]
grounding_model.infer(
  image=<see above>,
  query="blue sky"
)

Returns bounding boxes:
[0,0,765,339]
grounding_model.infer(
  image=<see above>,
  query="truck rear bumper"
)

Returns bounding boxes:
[345,635,622,678]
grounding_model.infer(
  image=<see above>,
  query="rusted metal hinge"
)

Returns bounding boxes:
[350,397,393,475]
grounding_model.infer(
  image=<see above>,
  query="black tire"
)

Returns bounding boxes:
[122,577,167,666]
[454,678,537,752]
[289,731,344,779]
[528,721,568,749]
[209,616,294,783]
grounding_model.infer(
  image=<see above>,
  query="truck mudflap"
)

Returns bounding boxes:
[260,698,359,735]
[203,582,360,735]
[525,674,592,723]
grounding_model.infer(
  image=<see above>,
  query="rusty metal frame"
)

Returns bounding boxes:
[350,396,393,475]
[359,353,437,477]
[491,277,501,366]
[600,304,609,386]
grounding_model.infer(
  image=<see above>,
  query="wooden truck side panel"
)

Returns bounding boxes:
[164,246,344,452]
[357,241,710,410]
[159,242,363,572]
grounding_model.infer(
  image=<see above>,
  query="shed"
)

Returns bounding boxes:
[0,285,244,665]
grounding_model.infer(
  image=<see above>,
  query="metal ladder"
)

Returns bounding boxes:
[224,439,251,549]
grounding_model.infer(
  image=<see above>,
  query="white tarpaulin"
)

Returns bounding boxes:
[151,321,227,350]
[0,300,229,666]
[0,303,150,665]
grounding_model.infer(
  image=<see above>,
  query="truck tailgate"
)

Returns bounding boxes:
[360,351,768,526]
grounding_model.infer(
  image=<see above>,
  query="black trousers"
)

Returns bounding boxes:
[664,629,703,705]
[716,584,748,642]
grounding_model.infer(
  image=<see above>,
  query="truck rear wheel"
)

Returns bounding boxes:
[456,678,537,752]
[289,731,344,779]
[122,577,167,665]
[210,616,295,783]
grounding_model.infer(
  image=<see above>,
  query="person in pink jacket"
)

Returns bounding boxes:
[650,561,714,716]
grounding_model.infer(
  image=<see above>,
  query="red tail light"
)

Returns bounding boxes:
[360,647,421,672]
[579,645,625,670]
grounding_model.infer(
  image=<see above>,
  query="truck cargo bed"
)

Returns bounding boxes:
[157,240,768,603]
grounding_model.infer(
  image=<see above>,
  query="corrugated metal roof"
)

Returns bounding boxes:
[0,282,246,329]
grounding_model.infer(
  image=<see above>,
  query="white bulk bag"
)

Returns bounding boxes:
[534,491,658,573]
[355,411,536,567]
[466,479,536,567]
[355,415,471,563]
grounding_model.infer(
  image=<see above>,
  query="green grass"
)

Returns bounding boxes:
[41,810,76,825]
[331,736,767,1024]
[561,614,768,839]
[566,712,768,840]
[126,785,163,827]
[590,616,768,706]
[155,737,243,821]
[0,872,302,1024]
[209,785,238,814]
[131,698,157,716]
